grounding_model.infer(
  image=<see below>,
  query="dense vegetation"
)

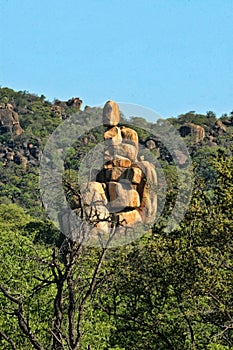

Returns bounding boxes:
[0,87,233,349]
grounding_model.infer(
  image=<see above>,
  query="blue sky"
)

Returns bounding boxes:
[1,0,233,119]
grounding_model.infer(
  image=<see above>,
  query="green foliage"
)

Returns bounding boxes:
[1,86,233,349]
[97,151,233,349]
[0,204,55,349]
[175,111,217,130]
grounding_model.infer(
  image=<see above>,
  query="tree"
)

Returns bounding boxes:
[0,201,118,350]
[96,150,233,349]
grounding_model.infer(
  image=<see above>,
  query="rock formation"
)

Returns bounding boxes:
[103,100,120,126]
[54,97,82,109]
[52,97,82,119]
[179,122,205,143]
[211,120,227,137]
[66,97,82,109]
[58,100,158,244]
[0,103,23,136]
[67,100,158,237]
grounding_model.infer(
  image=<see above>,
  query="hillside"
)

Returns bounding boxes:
[0,87,232,216]
[0,87,233,350]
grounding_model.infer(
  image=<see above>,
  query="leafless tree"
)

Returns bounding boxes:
[0,190,117,350]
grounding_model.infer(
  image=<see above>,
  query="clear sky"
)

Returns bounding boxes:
[1,0,233,119]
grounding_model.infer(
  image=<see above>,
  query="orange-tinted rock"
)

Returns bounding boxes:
[136,161,157,224]
[215,120,227,133]
[103,100,120,126]
[108,181,140,210]
[6,103,13,110]
[66,97,82,109]
[51,104,62,116]
[105,167,128,182]
[180,123,205,143]
[103,155,132,169]
[0,108,23,135]
[112,155,132,168]
[81,182,107,206]
[120,126,138,148]
[85,205,109,221]
[94,221,110,234]
[128,166,142,184]
[114,143,138,161]
[104,126,122,146]
[104,161,113,169]
[117,210,142,225]
[106,166,142,184]
[137,161,157,185]
[59,100,158,237]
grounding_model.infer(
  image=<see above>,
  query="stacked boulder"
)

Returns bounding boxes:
[179,122,205,144]
[80,100,157,231]
[0,103,23,136]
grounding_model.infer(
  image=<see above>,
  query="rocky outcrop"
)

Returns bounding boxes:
[66,97,82,109]
[136,160,157,224]
[61,101,157,238]
[206,135,217,147]
[215,120,227,132]
[58,101,158,242]
[145,139,156,150]
[0,138,40,169]
[54,97,82,109]
[103,100,120,126]
[0,104,23,136]
[173,150,188,165]
[207,119,228,142]
[211,120,227,137]
[51,97,82,119]
[50,104,63,117]
[179,123,205,143]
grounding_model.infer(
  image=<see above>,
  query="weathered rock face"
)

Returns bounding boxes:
[213,120,227,135]
[145,139,156,150]
[117,209,142,225]
[106,143,137,162]
[108,181,140,210]
[0,105,23,136]
[66,97,82,108]
[80,101,157,231]
[136,161,157,224]
[104,126,122,146]
[81,182,108,206]
[54,97,82,109]
[120,126,138,149]
[59,101,157,239]
[179,123,205,143]
[103,100,120,126]
[173,150,188,166]
[51,104,63,116]
[51,97,82,120]
[102,154,132,169]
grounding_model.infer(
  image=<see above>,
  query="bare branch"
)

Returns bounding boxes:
[0,284,44,350]
[67,273,76,348]
[74,224,117,349]
[0,331,17,350]
[49,329,67,350]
